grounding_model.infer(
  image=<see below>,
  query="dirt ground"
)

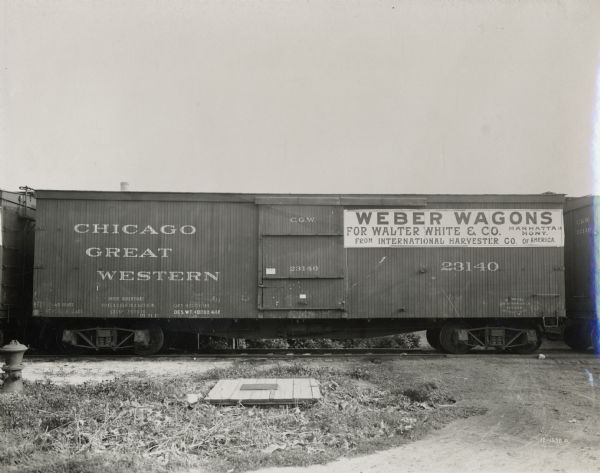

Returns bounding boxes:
[24,358,234,384]
[247,355,600,473]
[20,351,600,473]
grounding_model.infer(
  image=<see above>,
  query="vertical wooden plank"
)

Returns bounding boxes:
[248,378,267,402]
[207,379,238,402]
[270,379,280,401]
[231,379,252,401]
[297,378,311,400]
[206,380,227,400]
[223,379,243,401]
[272,378,284,401]
[276,378,294,401]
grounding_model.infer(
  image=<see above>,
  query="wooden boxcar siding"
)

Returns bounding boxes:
[0,192,35,322]
[347,247,563,318]
[258,205,346,311]
[0,200,5,320]
[345,197,565,319]
[259,205,342,235]
[32,192,565,322]
[564,196,595,317]
[33,197,258,319]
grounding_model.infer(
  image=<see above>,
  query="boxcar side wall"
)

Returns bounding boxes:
[0,191,36,341]
[33,198,258,319]
[564,196,595,318]
[33,192,565,325]
[562,196,600,352]
[345,200,565,320]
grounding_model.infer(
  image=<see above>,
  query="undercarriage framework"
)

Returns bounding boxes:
[41,317,550,355]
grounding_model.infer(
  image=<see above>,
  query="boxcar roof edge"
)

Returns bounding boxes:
[34,190,566,206]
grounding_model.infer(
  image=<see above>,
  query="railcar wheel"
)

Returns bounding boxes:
[439,323,471,354]
[426,328,442,351]
[54,327,86,354]
[133,326,164,356]
[563,324,591,352]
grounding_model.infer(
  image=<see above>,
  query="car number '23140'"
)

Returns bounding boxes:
[290,265,320,272]
[441,261,499,271]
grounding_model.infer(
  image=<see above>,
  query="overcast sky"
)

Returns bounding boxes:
[1,0,599,195]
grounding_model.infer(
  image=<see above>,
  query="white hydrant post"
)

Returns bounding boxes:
[0,340,29,393]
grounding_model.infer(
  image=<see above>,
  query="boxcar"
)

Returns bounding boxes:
[563,196,599,352]
[31,190,565,354]
[0,189,35,345]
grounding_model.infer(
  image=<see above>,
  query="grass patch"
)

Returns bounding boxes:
[1,361,485,473]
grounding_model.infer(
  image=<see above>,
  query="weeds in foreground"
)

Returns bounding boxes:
[0,362,484,473]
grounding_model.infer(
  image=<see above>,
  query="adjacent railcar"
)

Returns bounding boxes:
[31,190,565,354]
[0,190,35,345]
[563,196,600,352]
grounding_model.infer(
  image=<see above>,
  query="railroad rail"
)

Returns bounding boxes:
[22,347,599,361]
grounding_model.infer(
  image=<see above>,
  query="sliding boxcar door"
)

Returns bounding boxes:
[258,205,345,313]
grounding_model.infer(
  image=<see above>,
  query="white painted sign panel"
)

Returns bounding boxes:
[344,209,564,248]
